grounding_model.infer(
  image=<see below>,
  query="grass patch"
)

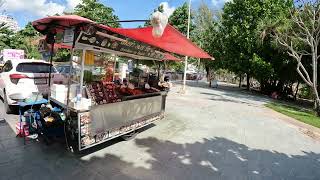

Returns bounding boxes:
[265,102,320,129]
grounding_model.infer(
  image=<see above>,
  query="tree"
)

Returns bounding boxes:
[169,2,194,35]
[54,49,71,62]
[0,24,15,49]
[18,22,39,37]
[0,21,42,59]
[74,0,120,27]
[221,0,294,90]
[262,1,320,114]
[16,22,42,59]
[193,2,224,86]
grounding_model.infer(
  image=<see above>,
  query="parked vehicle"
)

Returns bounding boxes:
[0,59,64,113]
[56,64,71,75]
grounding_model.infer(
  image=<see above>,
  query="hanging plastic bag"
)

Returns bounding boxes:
[150,11,168,38]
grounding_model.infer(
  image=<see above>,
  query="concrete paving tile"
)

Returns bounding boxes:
[0,83,319,180]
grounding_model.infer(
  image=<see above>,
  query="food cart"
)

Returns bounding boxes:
[31,15,212,151]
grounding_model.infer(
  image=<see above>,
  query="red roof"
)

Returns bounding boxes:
[164,53,181,61]
[32,15,213,59]
[32,15,93,33]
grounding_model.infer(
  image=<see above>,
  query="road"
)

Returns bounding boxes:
[0,82,320,180]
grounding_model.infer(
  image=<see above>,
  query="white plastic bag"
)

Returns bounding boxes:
[150,11,168,38]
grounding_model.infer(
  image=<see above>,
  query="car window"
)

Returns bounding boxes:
[16,63,57,73]
[56,66,62,72]
[56,66,70,74]
[63,66,71,73]
[3,61,13,72]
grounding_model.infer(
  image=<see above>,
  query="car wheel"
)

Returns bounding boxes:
[121,131,138,141]
[3,91,13,114]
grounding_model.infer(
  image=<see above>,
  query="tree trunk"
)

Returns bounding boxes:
[312,48,320,116]
[208,68,212,87]
[205,66,210,82]
[239,74,242,88]
[294,82,300,101]
[314,99,320,116]
[246,74,250,90]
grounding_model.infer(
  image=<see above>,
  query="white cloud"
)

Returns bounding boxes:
[2,0,65,16]
[1,0,81,17]
[66,0,81,10]
[212,0,232,9]
[160,2,175,17]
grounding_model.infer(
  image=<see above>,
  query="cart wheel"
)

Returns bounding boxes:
[38,133,51,145]
[121,131,138,141]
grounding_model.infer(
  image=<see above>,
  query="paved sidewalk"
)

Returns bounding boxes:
[0,82,320,180]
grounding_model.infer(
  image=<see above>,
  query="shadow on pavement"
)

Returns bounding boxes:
[174,81,270,105]
[1,117,319,180]
[78,124,156,156]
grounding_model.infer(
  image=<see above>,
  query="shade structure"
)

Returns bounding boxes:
[32,15,213,59]
[164,53,181,61]
[32,15,94,34]
[103,25,212,59]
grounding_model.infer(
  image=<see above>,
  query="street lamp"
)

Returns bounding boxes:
[181,0,192,93]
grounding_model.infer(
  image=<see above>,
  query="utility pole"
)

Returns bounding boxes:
[181,0,191,93]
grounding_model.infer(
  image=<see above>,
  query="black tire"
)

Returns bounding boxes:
[3,91,13,114]
[121,131,138,141]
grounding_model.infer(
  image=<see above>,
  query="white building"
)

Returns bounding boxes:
[0,15,19,32]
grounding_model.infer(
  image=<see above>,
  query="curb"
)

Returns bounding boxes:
[264,107,320,141]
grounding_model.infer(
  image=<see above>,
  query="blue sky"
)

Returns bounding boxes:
[0,0,230,29]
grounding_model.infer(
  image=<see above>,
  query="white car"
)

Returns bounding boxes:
[0,59,65,113]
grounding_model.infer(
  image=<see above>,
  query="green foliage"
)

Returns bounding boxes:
[74,0,120,27]
[0,24,15,49]
[22,42,42,59]
[251,54,274,82]
[54,49,71,62]
[299,85,313,99]
[266,102,320,128]
[216,0,296,91]
[169,2,194,35]
[84,70,93,83]
[166,61,184,72]
[0,22,42,59]
[18,22,39,38]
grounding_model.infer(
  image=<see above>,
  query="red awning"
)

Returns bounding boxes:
[101,25,212,59]
[32,15,213,59]
[32,15,94,33]
[165,53,181,61]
